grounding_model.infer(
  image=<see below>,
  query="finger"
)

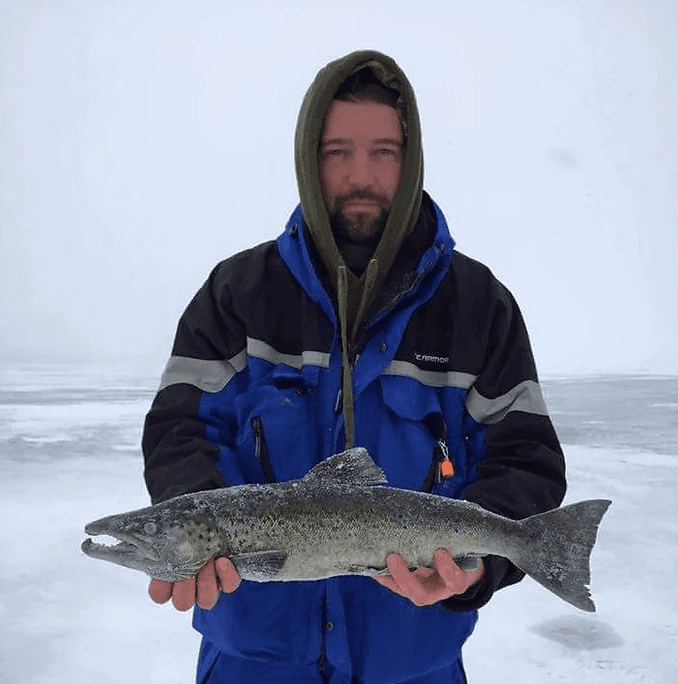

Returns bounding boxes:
[196,560,219,610]
[148,579,172,604]
[432,549,466,592]
[393,552,465,605]
[171,575,197,612]
[215,557,241,593]
[373,555,408,595]
[373,568,403,592]
[373,571,411,599]
[385,554,431,606]
[459,557,485,589]
[384,553,411,588]
[433,549,485,595]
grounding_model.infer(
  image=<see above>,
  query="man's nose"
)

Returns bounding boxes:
[347,151,373,187]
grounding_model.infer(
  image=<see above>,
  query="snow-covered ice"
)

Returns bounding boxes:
[1,361,676,683]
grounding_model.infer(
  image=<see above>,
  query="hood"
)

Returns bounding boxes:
[294,50,425,451]
[294,50,424,338]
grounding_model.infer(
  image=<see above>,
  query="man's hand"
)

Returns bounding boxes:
[373,549,485,606]
[148,557,241,611]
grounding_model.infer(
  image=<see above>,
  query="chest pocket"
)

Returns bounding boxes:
[229,362,323,485]
[376,375,441,491]
[378,374,469,496]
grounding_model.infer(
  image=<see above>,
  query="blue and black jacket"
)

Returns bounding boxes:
[142,50,566,684]
[142,196,565,683]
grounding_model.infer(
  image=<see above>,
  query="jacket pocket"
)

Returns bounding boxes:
[232,363,322,484]
[376,375,443,491]
[379,375,469,495]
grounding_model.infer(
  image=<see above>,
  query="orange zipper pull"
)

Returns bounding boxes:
[438,440,455,479]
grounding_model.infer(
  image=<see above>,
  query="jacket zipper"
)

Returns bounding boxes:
[420,416,455,492]
[334,351,360,414]
[368,248,439,332]
[251,416,276,484]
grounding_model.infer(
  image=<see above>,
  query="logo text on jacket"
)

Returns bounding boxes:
[414,353,449,365]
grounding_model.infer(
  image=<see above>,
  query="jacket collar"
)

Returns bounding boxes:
[277,191,455,333]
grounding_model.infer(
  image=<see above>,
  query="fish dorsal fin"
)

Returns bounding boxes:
[301,448,387,488]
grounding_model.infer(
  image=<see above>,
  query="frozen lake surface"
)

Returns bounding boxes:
[1,359,677,683]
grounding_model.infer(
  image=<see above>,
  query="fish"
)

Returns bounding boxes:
[81,447,611,612]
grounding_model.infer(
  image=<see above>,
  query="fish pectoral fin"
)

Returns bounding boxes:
[453,555,483,572]
[229,551,287,581]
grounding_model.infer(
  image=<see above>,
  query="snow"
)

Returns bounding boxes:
[1,362,676,683]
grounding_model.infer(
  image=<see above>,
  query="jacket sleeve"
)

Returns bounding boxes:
[142,261,246,504]
[443,278,566,612]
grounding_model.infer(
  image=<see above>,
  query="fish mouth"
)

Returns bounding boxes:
[81,520,202,582]
[82,522,160,563]
[81,536,141,559]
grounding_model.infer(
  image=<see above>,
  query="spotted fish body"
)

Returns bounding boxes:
[82,448,611,612]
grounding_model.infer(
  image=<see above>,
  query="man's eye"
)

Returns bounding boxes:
[377,148,397,156]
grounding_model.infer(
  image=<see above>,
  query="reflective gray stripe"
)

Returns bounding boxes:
[466,379,549,424]
[247,337,331,369]
[159,339,330,392]
[382,360,477,389]
[159,351,247,392]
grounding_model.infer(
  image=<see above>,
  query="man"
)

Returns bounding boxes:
[142,50,566,684]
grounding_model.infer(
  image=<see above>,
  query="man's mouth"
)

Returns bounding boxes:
[342,200,381,212]
[338,193,385,207]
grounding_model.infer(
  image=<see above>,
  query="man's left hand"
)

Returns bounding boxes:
[373,549,485,606]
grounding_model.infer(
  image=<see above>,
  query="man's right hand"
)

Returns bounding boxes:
[148,557,241,611]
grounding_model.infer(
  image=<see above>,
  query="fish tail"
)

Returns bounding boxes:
[514,499,611,612]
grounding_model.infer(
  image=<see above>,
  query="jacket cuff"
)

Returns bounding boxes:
[440,555,524,612]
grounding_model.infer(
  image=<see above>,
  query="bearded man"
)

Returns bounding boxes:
[142,50,566,684]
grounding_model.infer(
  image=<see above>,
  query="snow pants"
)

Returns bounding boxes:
[196,637,468,684]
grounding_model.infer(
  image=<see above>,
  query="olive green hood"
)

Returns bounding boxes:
[294,50,424,449]
[294,49,424,337]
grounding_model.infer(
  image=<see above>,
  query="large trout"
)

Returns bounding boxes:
[82,448,610,612]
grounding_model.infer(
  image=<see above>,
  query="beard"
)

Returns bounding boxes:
[329,191,391,248]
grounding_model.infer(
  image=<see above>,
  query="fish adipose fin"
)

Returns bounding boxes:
[301,447,388,488]
[515,499,612,612]
[453,555,483,572]
[230,551,287,580]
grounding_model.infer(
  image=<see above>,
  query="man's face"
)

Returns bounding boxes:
[319,99,404,247]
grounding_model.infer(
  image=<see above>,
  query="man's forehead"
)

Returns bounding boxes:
[321,99,403,143]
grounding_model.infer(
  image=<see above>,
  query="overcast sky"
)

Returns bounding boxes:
[1,0,676,375]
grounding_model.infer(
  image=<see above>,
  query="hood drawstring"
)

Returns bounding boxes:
[337,266,355,448]
[337,259,380,449]
[352,258,380,341]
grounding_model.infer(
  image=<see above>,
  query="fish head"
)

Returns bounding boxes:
[82,500,221,582]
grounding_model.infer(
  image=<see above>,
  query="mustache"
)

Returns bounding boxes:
[334,190,390,207]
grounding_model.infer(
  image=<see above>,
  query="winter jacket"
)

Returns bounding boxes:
[141,50,566,684]
[142,196,565,684]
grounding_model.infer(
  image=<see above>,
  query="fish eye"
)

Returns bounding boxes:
[143,521,157,535]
